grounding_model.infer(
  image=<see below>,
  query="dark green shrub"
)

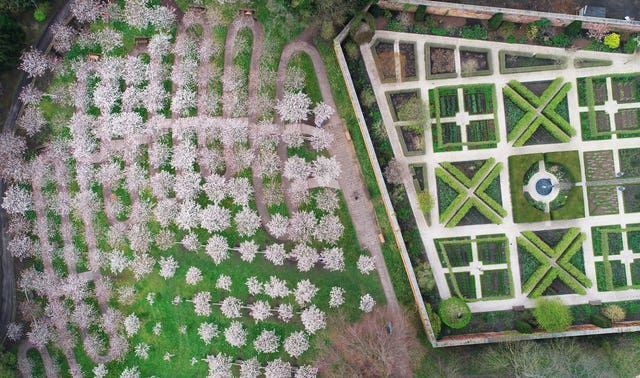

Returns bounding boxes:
[438,297,471,329]
[369,4,383,18]
[414,262,436,292]
[534,18,551,29]
[565,20,582,37]
[488,13,504,30]
[591,313,612,328]
[426,303,442,338]
[432,28,448,36]
[514,319,533,333]
[533,298,573,332]
[0,14,25,72]
[461,24,488,40]
[415,5,427,22]
[553,33,572,47]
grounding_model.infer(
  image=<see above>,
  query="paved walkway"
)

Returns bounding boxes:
[361,30,640,312]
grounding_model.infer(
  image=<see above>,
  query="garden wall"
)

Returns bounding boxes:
[379,0,640,33]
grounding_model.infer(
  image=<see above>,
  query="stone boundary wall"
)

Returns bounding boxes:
[380,0,640,33]
[335,4,640,347]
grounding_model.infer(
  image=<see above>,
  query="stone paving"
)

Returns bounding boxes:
[362,30,640,312]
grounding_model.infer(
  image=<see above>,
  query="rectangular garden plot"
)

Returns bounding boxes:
[592,225,640,291]
[429,84,499,152]
[622,184,640,213]
[619,148,640,178]
[436,234,512,301]
[587,186,620,216]
[398,42,417,81]
[372,39,396,82]
[460,47,492,77]
[584,150,615,181]
[426,43,456,79]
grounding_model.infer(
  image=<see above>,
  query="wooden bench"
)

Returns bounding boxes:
[134,37,149,47]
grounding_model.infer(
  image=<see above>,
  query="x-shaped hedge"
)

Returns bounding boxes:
[504,78,575,146]
[517,228,592,298]
[436,158,506,227]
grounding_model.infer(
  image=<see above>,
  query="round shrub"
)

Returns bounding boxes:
[602,304,626,322]
[514,319,533,334]
[33,7,46,22]
[438,297,471,329]
[604,33,621,49]
[533,298,573,332]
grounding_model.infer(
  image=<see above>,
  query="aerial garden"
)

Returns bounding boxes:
[351,2,640,345]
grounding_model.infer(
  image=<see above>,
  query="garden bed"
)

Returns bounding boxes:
[398,41,417,80]
[584,150,615,181]
[622,184,640,213]
[372,39,396,82]
[460,47,491,77]
[588,186,620,216]
[426,44,456,79]
[619,148,640,178]
[499,50,567,74]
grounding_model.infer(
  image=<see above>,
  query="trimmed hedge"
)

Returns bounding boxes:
[514,319,533,333]
[425,303,442,338]
[556,270,587,295]
[529,269,558,298]
[476,164,507,217]
[565,20,582,37]
[488,13,504,30]
[553,228,581,255]
[440,162,472,187]
[438,297,472,329]
[591,313,612,328]
[521,231,556,257]
[508,79,543,107]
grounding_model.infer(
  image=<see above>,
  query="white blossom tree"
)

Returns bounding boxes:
[120,366,140,378]
[197,322,219,345]
[264,243,287,266]
[359,294,375,313]
[216,274,233,292]
[205,352,233,377]
[234,207,261,237]
[6,322,23,341]
[239,357,261,378]
[206,235,229,265]
[295,365,318,378]
[312,156,341,186]
[249,300,272,323]
[134,343,150,360]
[51,23,76,54]
[320,247,345,271]
[181,232,200,252]
[277,303,294,323]
[176,199,201,230]
[237,240,259,262]
[220,296,243,319]
[246,276,262,296]
[357,255,376,275]
[185,266,203,285]
[288,211,316,242]
[291,243,319,272]
[267,214,289,239]
[276,92,311,123]
[17,106,46,137]
[19,47,50,78]
[70,0,102,23]
[313,102,334,127]
[192,291,212,316]
[283,156,311,182]
[2,185,32,215]
[329,287,345,308]
[200,204,231,233]
[227,177,253,206]
[300,305,326,334]
[264,276,290,299]
[308,129,334,151]
[283,331,309,359]
[293,279,318,307]
[124,313,141,337]
[314,189,339,213]
[315,215,344,245]
[224,321,247,348]
[264,359,291,378]
[18,83,44,106]
[254,329,279,354]
[158,255,179,279]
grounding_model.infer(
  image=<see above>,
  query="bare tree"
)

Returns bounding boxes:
[316,306,419,377]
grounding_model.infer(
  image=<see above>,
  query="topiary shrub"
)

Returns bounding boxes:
[438,297,471,329]
[565,20,582,37]
[415,5,427,22]
[488,13,504,30]
[533,298,573,332]
[426,303,442,338]
[591,313,612,328]
[601,304,626,322]
[604,33,621,49]
[514,319,533,334]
